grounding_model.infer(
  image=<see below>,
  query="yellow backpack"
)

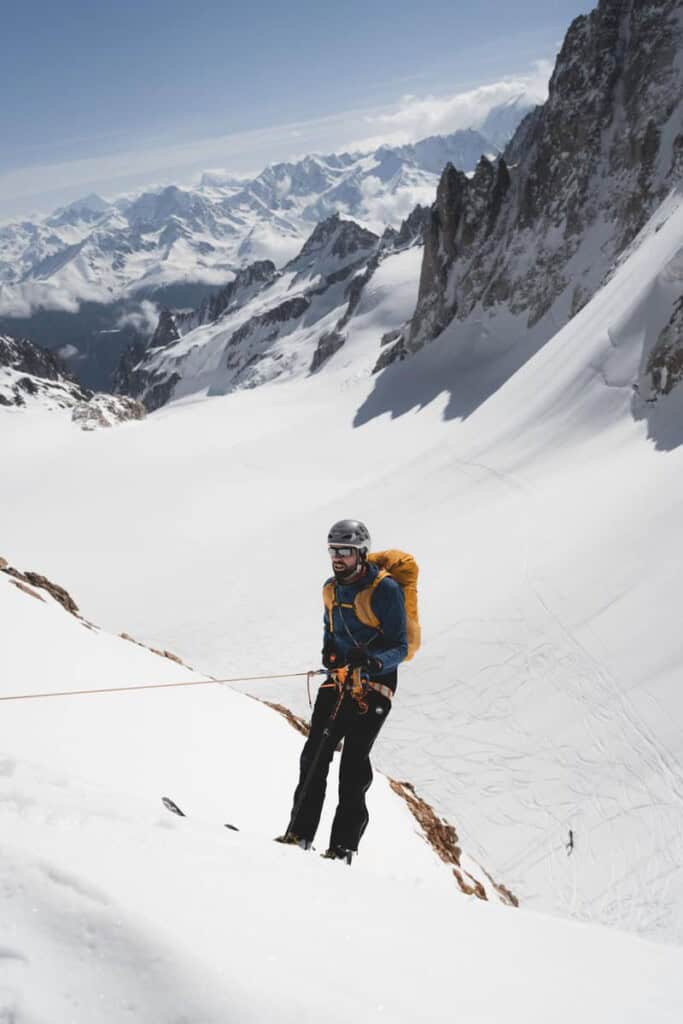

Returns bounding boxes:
[322,549,421,661]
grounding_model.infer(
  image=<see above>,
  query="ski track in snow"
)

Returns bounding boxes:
[376,434,683,939]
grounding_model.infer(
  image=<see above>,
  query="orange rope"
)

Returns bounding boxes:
[0,670,324,703]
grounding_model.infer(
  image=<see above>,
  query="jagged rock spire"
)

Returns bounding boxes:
[387,0,683,369]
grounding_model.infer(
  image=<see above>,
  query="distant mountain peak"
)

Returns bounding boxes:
[289,213,378,271]
[46,192,113,228]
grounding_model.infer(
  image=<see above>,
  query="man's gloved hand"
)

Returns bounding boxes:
[346,646,383,674]
[322,637,338,669]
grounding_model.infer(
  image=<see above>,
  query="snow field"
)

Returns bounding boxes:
[4,764,683,1024]
[1,573,682,1024]
[3,185,683,1017]
[2,571,639,1024]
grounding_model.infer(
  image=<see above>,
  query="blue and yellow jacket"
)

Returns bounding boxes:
[323,562,407,691]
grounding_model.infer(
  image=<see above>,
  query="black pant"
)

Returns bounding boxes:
[289,683,392,851]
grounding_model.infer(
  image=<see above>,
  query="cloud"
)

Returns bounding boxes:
[116,300,160,337]
[0,282,83,317]
[57,344,80,359]
[348,61,552,151]
[354,176,437,234]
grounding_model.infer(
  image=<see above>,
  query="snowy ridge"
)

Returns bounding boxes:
[113,210,427,408]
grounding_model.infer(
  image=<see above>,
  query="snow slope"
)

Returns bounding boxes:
[2,573,682,1023]
[3,172,683,958]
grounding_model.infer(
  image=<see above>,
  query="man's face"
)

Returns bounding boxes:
[328,545,359,577]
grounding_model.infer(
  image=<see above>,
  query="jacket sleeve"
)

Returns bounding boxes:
[370,577,408,672]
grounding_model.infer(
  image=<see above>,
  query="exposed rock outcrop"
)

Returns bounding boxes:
[387,779,519,904]
[1,560,80,616]
[149,308,181,349]
[380,204,431,254]
[0,335,76,382]
[639,294,683,400]
[310,329,346,373]
[111,338,149,399]
[71,394,146,430]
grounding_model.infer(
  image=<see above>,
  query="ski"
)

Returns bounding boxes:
[161,796,239,831]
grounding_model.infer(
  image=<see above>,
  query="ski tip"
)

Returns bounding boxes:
[162,797,239,830]
[161,796,185,817]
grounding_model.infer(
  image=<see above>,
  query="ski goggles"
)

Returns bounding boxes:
[328,545,357,558]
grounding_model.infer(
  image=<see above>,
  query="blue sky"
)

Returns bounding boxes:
[1,0,592,218]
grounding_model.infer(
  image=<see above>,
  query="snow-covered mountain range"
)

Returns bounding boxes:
[0,107,535,390]
[0,125,509,321]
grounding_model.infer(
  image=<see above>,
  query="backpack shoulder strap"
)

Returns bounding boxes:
[322,578,336,632]
[353,569,388,630]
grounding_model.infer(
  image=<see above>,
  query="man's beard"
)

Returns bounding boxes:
[333,559,365,583]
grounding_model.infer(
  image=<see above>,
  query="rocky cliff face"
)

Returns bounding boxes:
[382,0,683,370]
[1,333,145,428]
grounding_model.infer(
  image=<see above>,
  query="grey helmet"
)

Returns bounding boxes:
[327,519,371,556]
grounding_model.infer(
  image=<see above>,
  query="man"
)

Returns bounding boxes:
[278,519,407,863]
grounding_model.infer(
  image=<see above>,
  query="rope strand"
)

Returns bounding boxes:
[0,670,326,703]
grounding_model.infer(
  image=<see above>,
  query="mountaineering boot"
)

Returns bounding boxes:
[321,844,354,866]
[274,832,312,851]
